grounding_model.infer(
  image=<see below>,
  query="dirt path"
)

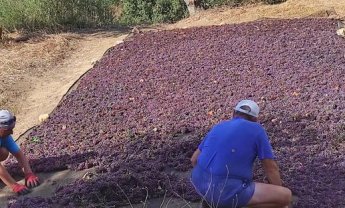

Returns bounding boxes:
[1,0,344,207]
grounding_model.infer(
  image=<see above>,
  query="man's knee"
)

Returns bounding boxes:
[0,147,9,161]
[280,188,292,206]
[249,183,292,207]
[271,187,292,206]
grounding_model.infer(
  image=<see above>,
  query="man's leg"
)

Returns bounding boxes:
[246,182,292,208]
[0,147,9,162]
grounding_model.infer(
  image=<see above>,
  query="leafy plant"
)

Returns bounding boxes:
[30,136,41,143]
[119,0,187,25]
[152,0,188,23]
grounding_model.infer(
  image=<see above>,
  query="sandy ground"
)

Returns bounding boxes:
[168,0,345,29]
[0,0,344,207]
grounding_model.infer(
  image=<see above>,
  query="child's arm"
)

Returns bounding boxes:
[13,150,40,188]
[2,135,40,188]
[0,163,17,187]
[13,150,33,174]
[0,163,30,195]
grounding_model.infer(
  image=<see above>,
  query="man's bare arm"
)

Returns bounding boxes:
[262,159,283,186]
[190,148,201,167]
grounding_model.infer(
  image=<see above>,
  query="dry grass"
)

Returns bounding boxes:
[169,0,345,29]
[0,34,79,113]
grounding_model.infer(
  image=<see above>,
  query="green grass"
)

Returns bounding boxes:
[0,0,119,31]
[0,0,40,30]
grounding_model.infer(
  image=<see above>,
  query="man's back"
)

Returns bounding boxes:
[197,117,274,180]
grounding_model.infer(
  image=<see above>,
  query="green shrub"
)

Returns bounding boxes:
[120,0,154,25]
[120,0,187,25]
[152,0,188,23]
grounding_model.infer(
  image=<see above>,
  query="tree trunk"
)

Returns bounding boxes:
[183,0,197,16]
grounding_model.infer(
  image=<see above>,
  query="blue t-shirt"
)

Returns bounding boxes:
[197,117,274,180]
[0,135,20,154]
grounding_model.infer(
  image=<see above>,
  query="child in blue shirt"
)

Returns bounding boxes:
[0,110,40,195]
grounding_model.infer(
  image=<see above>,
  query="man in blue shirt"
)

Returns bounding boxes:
[0,110,40,195]
[191,100,292,208]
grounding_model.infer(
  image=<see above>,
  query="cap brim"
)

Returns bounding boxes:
[0,121,16,130]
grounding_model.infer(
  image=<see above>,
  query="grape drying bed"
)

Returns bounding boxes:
[7,18,345,208]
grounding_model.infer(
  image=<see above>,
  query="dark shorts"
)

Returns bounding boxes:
[191,165,255,208]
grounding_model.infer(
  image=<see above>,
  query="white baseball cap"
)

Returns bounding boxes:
[0,110,16,130]
[234,100,260,118]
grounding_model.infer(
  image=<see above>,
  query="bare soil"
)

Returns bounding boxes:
[168,0,345,29]
[0,0,343,207]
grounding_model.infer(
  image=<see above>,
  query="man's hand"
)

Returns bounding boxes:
[11,183,30,195]
[25,172,40,188]
[191,149,201,167]
[262,159,283,186]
